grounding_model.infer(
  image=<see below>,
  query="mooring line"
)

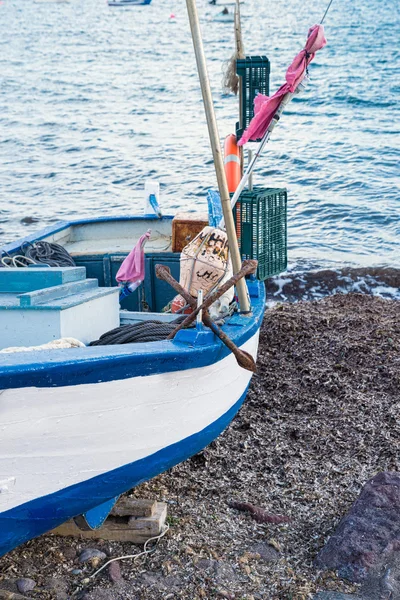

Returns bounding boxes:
[320,0,335,24]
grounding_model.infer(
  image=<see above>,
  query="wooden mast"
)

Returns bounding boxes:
[185,0,251,314]
[234,0,245,177]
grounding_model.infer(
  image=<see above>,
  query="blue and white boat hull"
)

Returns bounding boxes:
[0,297,263,556]
[108,0,152,6]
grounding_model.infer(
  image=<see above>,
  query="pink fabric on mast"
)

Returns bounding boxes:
[116,230,151,283]
[238,25,327,146]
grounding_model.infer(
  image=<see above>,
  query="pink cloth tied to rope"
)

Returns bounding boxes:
[238,24,327,146]
[116,230,151,285]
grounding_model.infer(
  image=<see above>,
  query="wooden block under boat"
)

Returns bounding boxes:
[50,502,167,544]
[110,497,156,518]
[172,212,209,252]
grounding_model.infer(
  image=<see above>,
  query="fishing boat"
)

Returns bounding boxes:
[212,9,235,22]
[108,0,152,6]
[34,0,71,4]
[0,0,264,548]
[0,210,264,557]
[0,0,326,556]
[209,0,244,5]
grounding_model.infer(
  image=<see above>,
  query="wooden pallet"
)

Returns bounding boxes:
[50,499,167,543]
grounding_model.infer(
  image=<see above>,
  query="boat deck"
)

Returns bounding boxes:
[61,234,171,256]
[0,215,265,383]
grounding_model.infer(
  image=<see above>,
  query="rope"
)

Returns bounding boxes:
[69,524,169,598]
[320,0,334,24]
[89,318,187,346]
[22,241,76,267]
[1,254,37,268]
[70,523,170,597]
[91,523,170,580]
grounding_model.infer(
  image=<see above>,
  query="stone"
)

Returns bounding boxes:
[62,546,77,560]
[315,471,400,582]
[313,594,362,600]
[137,571,182,591]
[16,578,37,593]
[217,589,235,599]
[89,557,102,569]
[360,551,400,600]
[248,542,280,563]
[195,559,238,584]
[196,558,215,571]
[0,579,18,593]
[108,561,123,584]
[79,548,107,564]
[44,576,68,599]
[81,583,139,600]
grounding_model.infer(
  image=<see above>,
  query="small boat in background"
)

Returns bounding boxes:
[209,0,244,5]
[108,0,152,6]
[34,0,71,4]
[212,8,235,22]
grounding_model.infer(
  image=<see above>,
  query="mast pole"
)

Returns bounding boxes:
[234,0,245,176]
[185,0,251,314]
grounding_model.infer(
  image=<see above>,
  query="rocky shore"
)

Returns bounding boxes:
[0,293,399,600]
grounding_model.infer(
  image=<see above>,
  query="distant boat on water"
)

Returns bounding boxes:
[108,0,152,6]
[209,0,244,5]
[34,0,71,3]
[212,9,234,21]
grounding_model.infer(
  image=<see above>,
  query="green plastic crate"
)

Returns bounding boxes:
[234,187,287,280]
[236,56,270,143]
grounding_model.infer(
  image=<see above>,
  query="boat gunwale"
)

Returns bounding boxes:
[0,295,263,384]
[0,216,265,388]
[1,214,174,256]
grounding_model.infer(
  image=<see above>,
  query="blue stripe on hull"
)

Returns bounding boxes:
[0,385,250,557]
[0,283,265,390]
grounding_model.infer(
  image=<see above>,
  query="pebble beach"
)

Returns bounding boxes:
[1,292,398,600]
[0,0,399,595]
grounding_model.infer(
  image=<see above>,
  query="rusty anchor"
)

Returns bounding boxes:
[155,260,258,372]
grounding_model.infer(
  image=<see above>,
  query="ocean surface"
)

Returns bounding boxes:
[0,0,399,298]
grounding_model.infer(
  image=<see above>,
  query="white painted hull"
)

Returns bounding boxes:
[0,331,259,516]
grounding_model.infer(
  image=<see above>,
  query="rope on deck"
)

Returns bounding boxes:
[89,318,187,346]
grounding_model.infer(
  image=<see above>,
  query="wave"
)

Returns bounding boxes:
[266,266,400,304]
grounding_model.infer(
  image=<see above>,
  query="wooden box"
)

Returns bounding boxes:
[172,212,209,253]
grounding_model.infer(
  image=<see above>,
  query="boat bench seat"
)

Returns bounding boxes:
[0,267,119,350]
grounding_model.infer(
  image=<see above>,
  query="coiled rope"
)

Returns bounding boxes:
[89,318,187,346]
[23,241,76,267]
[1,254,37,268]
[1,241,76,268]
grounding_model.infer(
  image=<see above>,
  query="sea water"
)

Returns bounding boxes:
[0,0,398,298]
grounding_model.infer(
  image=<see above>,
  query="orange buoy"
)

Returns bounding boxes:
[224,134,241,193]
[171,294,193,315]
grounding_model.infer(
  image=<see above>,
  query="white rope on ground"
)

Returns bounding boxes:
[90,523,170,580]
